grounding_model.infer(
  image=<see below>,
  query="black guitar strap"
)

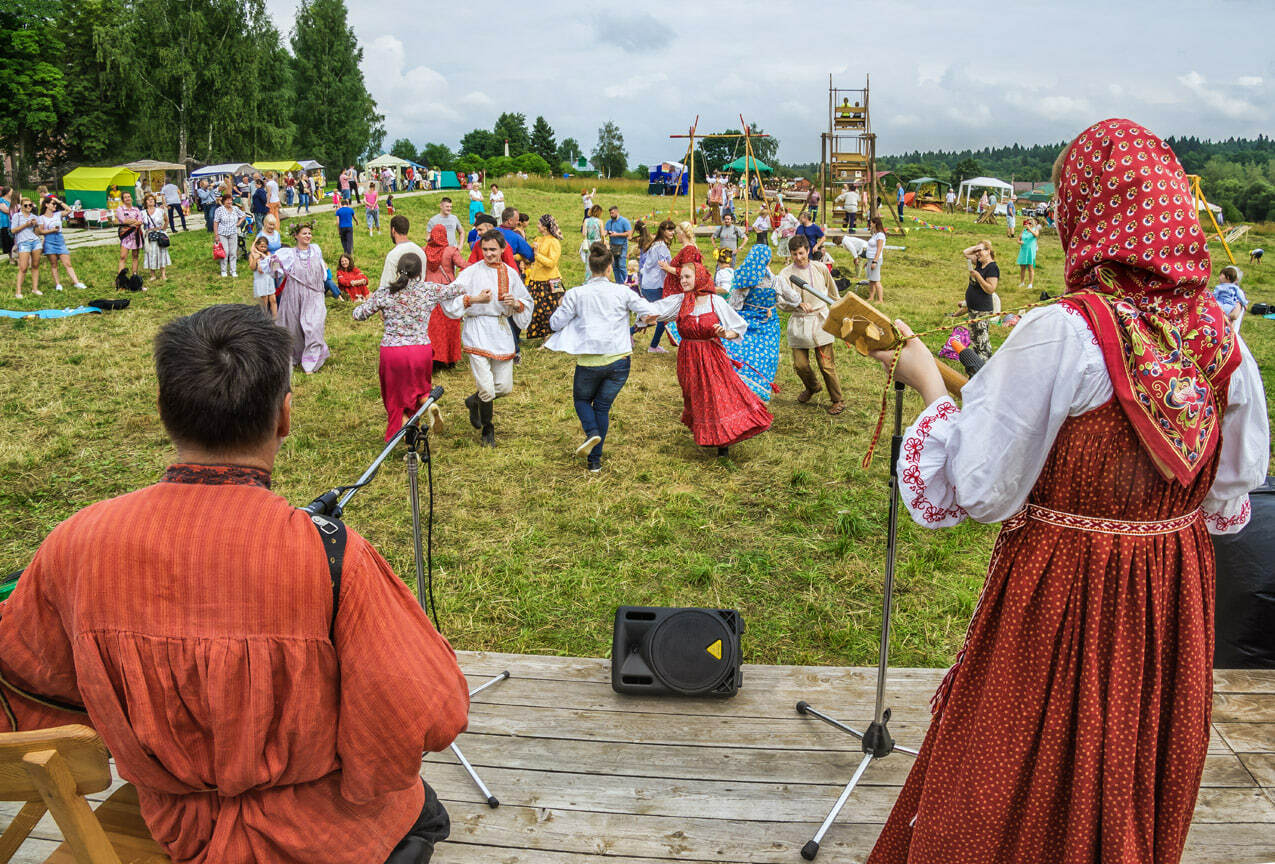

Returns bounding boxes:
[307,512,347,643]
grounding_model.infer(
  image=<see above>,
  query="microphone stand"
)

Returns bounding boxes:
[794,382,917,860]
[302,385,508,808]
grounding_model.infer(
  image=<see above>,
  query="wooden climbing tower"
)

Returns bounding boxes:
[820,75,889,233]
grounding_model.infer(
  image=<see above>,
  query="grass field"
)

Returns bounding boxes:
[2,181,1272,667]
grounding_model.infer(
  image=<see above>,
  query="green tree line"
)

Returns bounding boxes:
[1,0,382,183]
[872,136,1275,222]
[394,114,779,182]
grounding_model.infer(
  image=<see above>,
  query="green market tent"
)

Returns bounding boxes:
[63,166,138,209]
[437,171,461,189]
[724,156,772,174]
[1020,189,1052,203]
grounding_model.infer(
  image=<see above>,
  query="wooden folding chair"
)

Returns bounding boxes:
[0,724,170,864]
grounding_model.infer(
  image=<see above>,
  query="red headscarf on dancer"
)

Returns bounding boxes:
[678,262,716,315]
[663,243,704,297]
[425,223,449,270]
[1056,118,1239,485]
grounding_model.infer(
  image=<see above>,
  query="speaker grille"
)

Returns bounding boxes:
[647,610,735,694]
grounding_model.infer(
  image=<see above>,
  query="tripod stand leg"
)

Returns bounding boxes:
[445,671,512,808]
[449,743,499,808]
[802,752,874,861]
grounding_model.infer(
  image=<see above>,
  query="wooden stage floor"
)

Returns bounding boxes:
[5,651,1274,863]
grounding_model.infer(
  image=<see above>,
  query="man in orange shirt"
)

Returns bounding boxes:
[0,304,470,864]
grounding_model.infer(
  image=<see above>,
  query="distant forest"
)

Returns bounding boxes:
[783,136,1275,223]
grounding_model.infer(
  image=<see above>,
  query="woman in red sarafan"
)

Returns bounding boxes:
[865,118,1269,864]
[423,223,466,369]
[646,261,772,456]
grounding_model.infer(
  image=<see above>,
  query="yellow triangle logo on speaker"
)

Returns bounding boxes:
[706,639,722,660]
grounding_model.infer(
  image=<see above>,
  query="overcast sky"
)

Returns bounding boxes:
[270,0,1273,165]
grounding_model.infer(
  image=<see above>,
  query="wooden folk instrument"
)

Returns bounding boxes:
[816,290,967,398]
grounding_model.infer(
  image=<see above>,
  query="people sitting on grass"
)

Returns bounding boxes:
[0,303,469,864]
[337,252,371,300]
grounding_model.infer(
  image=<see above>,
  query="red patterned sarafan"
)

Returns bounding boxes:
[900,400,966,524]
[1055,119,1239,485]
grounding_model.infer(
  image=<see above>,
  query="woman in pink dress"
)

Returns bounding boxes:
[115,191,144,275]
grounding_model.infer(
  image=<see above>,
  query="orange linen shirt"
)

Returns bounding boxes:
[0,464,469,864]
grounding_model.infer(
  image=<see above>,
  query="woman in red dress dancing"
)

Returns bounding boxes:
[424,223,466,370]
[865,118,1269,864]
[646,261,772,457]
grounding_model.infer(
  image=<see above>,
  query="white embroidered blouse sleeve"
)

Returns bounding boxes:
[648,294,684,323]
[896,305,1111,528]
[1203,337,1270,534]
[440,267,475,320]
[711,295,747,340]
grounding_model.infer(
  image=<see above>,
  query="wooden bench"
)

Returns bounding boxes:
[0,725,169,864]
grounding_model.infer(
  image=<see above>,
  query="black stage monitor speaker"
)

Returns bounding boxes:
[612,606,744,697]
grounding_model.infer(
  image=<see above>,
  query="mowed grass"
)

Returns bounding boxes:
[2,181,1273,668]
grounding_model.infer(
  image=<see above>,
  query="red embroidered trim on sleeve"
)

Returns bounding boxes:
[1203,497,1250,532]
[900,400,968,524]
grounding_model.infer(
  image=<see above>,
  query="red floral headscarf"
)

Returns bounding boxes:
[678,262,716,315]
[663,243,704,297]
[1057,118,1239,485]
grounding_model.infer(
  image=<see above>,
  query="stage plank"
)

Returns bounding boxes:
[2,653,1272,864]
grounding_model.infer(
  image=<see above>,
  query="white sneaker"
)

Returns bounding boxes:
[73,282,86,290]
[55,283,64,291]
[575,435,602,456]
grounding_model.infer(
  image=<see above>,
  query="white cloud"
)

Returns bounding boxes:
[1177,70,1259,120]
[264,0,1275,164]
[603,72,668,101]
[362,36,458,126]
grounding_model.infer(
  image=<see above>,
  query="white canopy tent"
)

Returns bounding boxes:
[299,159,324,171]
[190,163,253,180]
[365,154,410,186]
[959,176,1014,213]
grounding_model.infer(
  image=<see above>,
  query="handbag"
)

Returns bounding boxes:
[213,240,227,260]
[149,231,170,248]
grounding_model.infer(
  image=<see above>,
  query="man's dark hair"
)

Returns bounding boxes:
[788,234,810,252]
[500,207,517,224]
[474,213,497,228]
[587,241,613,275]
[481,229,506,249]
[609,205,619,213]
[390,214,410,236]
[440,196,452,205]
[154,305,292,452]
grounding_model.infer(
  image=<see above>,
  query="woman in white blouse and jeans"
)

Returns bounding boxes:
[546,242,658,472]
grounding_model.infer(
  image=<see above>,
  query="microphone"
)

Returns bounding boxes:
[958,347,985,376]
